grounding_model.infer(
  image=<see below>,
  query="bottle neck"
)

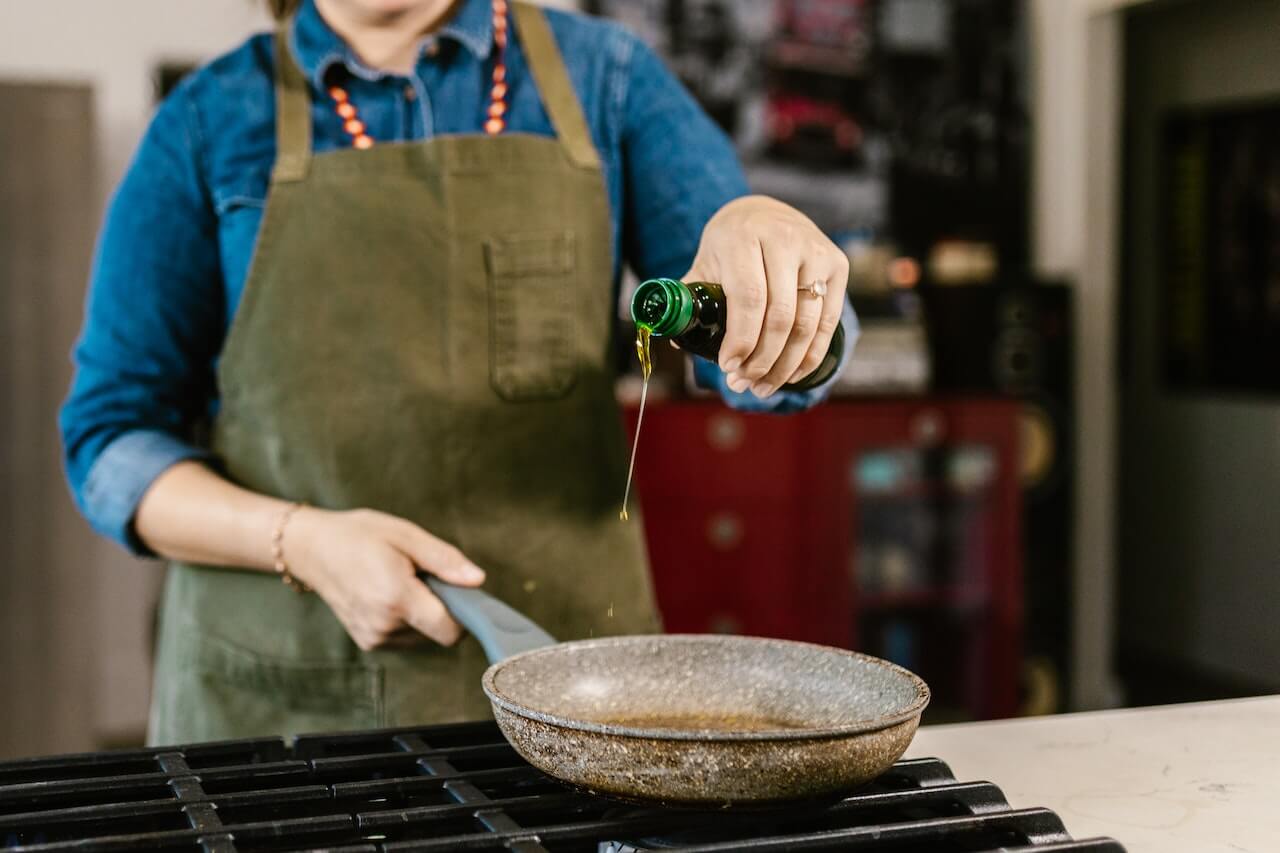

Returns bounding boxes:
[631,278,695,337]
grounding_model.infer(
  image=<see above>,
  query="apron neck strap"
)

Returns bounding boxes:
[511,3,601,170]
[273,24,313,182]
[270,4,601,177]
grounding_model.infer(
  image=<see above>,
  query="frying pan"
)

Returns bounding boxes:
[425,577,930,806]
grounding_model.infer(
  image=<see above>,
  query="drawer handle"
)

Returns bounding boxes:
[910,409,946,445]
[706,414,746,451]
[707,513,744,550]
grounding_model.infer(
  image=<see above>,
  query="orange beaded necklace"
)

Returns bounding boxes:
[327,0,510,149]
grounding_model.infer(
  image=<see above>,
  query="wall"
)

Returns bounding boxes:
[1121,0,1280,686]
[1027,0,1136,709]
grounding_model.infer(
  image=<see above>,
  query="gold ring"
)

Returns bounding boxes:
[800,280,828,297]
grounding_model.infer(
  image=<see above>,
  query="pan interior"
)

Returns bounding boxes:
[484,634,928,739]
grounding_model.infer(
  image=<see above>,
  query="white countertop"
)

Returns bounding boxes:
[904,695,1280,853]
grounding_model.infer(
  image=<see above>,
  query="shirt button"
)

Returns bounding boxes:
[404,85,416,101]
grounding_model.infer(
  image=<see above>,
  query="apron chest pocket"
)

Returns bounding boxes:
[485,231,579,401]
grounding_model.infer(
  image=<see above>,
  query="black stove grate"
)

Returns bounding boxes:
[0,720,1124,852]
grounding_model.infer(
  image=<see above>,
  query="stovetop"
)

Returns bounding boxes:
[0,720,1124,852]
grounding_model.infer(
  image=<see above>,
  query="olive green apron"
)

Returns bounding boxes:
[148,4,660,745]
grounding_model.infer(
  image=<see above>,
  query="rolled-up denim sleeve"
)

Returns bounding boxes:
[59,81,223,554]
[618,33,858,413]
[79,431,214,552]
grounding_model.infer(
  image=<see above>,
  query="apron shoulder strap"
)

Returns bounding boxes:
[272,24,312,182]
[511,3,602,170]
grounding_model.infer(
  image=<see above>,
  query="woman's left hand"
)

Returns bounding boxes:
[683,195,849,398]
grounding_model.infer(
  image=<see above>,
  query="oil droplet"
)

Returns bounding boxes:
[607,602,614,619]
[620,326,652,522]
[523,579,538,594]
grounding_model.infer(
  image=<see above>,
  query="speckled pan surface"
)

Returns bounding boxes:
[482,634,929,739]
[480,634,930,803]
[493,705,922,804]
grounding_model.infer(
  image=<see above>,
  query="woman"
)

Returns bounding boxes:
[60,0,856,744]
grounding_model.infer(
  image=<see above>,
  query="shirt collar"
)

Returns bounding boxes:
[290,0,494,90]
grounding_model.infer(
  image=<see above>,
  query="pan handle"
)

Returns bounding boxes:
[420,573,558,663]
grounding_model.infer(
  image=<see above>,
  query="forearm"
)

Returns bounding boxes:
[134,460,292,571]
[134,462,483,648]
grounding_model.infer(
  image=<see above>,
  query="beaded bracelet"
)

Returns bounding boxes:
[271,502,310,592]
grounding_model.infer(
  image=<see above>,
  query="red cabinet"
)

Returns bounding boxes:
[622,405,851,647]
[622,399,1023,721]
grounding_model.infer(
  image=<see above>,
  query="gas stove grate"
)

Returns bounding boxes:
[0,720,1124,852]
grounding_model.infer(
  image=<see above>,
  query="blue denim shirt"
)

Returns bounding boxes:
[60,0,857,553]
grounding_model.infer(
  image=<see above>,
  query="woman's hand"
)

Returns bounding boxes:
[285,507,486,651]
[684,195,849,397]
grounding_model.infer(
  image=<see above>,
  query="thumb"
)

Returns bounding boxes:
[392,522,486,587]
[681,259,714,284]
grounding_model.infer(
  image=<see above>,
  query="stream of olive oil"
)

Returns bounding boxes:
[619,325,653,521]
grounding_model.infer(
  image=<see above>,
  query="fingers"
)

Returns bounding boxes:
[756,264,826,394]
[713,244,768,382]
[399,577,464,646]
[321,510,485,652]
[390,520,485,587]
[344,554,463,650]
[381,624,431,648]
[684,197,848,397]
[790,258,847,383]
[738,242,800,392]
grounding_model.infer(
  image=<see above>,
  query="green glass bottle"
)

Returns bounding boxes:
[630,278,844,392]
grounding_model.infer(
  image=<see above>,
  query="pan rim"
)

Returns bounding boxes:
[480,633,931,742]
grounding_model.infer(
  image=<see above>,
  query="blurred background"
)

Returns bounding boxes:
[1,0,1277,758]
